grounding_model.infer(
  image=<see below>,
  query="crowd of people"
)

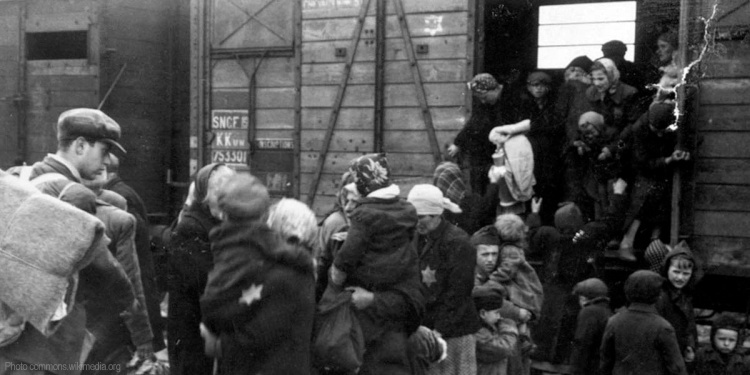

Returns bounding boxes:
[0,33,748,375]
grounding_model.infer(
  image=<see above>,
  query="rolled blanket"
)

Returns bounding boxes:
[0,171,106,336]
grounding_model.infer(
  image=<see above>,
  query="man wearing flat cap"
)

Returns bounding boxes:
[3,108,136,375]
[11,108,126,183]
[407,184,480,375]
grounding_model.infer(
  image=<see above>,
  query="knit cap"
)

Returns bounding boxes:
[349,153,392,196]
[578,111,605,134]
[472,284,507,311]
[469,73,499,93]
[648,101,676,130]
[216,173,270,222]
[573,278,609,299]
[624,270,663,304]
[470,225,501,247]
[407,184,462,216]
[566,55,594,73]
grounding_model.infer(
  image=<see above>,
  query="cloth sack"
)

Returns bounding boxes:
[0,171,105,336]
[313,284,364,372]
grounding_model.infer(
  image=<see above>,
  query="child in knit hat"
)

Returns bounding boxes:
[570,278,612,375]
[695,314,749,375]
[330,153,419,290]
[472,284,519,375]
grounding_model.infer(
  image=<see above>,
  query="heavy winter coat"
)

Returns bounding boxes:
[656,246,699,355]
[86,201,153,349]
[416,219,480,339]
[333,196,418,290]
[570,298,612,375]
[476,319,519,375]
[104,175,164,350]
[600,303,687,375]
[201,221,315,375]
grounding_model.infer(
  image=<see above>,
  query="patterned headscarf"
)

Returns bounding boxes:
[468,73,499,93]
[433,162,466,205]
[349,153,392,196]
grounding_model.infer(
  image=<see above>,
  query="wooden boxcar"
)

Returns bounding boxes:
[189,0,750,310]
[0,0,189,217]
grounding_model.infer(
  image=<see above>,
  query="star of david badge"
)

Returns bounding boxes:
[421,266,437,287]
[239,283,263,306]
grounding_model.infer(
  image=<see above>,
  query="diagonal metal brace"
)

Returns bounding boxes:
[393,0,442,166]
[219,0,287,46]
[306,0,373,207]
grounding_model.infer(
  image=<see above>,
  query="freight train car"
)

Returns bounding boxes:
[0,0,189,217]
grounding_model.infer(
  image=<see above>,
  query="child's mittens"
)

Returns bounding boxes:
[488,165,507,183]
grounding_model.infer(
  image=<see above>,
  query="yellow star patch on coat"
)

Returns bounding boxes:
[421,266,437,287]
[239,284,263,306]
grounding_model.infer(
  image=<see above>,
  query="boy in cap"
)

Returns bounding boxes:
[600,270,687,375]
[449,73,504,196]
[407,184,479,375]
[570,278,612,375]
[472,284,519,375]
[695,314,749,375]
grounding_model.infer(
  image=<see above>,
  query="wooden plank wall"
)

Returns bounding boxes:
[0,0,20,168]
[300,0,471,214]
[100,0,176,214]
[690,0,750,272]
[23,0,99,165]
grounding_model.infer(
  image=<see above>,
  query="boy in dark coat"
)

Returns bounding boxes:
[570,278,612,375]
[473,284,519,375]
[600,270,687,375]
[200,174,316,375]
[695,314,749,375]
[656,241,700,366]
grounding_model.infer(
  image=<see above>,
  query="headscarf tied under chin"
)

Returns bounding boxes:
[433,162,466,205]
[594,58,621,94]
[188,162,226,214]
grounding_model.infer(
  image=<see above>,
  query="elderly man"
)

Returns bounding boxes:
[408,184,480,375]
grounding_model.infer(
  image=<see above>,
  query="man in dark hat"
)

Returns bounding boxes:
[601,40,649,111]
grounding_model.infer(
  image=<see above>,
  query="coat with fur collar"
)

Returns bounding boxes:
[201,220,315,375]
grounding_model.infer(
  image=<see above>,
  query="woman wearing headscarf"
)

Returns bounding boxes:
[166,163,234,375]
[585,59,640,144]
[433,162,498,235]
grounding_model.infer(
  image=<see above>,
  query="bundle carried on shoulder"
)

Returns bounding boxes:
[0,171,106,338]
